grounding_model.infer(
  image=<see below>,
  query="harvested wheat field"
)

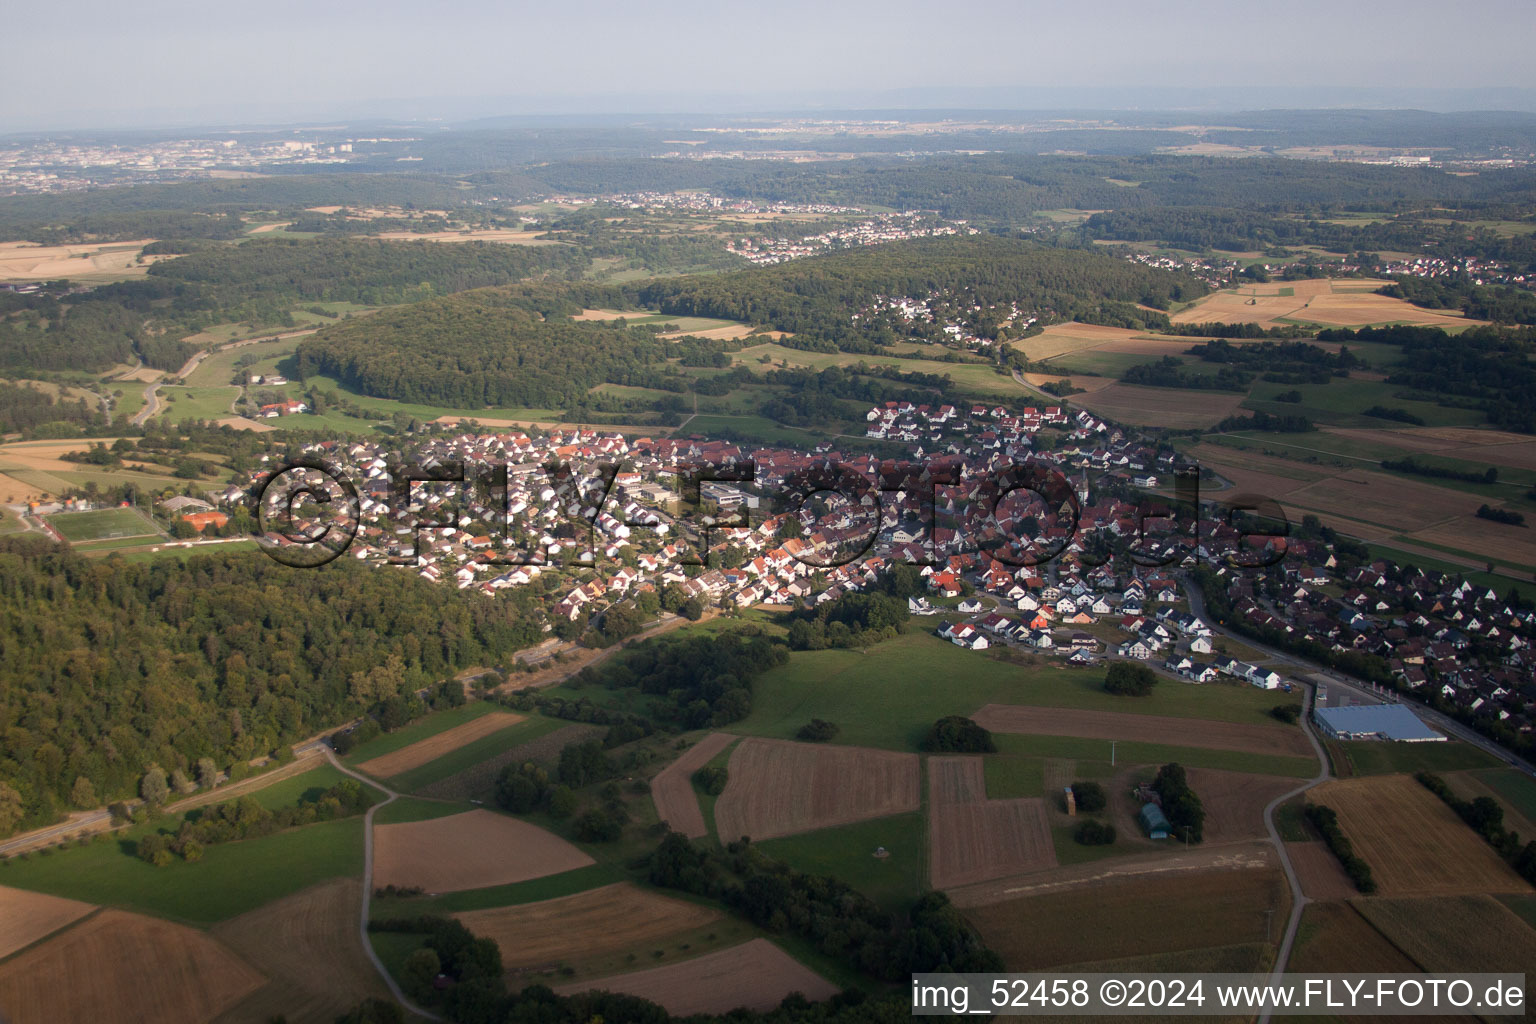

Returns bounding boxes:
[0,886,95,960]
[1015,322,1147,362]
[1185,768,1300,844]
[966,864,1290,969]
[375,229,558,245]
[455,883,720,969]
[0,239,156,283]
[1328,426,1536,471]
[215,416,277,433]
[1310,775,1530,895]
[928,757,1055,890]
[1285,470,1478,534]
[0,908,263,1024]
[1407,514,1536,570]
[972,705,1312,758]
[557,938,838,1015]
[373,810,594,893]
[1073,383,1248,429]
[210,878,388,1024]
[1284,841,1358,902]
[713,738,919,842]
[1022,371,1117,393]
[1172,280,1479,331]
[355,712,526,779]
[651,732,737,838]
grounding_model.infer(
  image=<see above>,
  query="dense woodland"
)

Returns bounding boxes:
[0,538,545,834]
[633,234,1206,352]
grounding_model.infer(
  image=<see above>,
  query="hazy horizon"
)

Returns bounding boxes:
[5,0,1536,132]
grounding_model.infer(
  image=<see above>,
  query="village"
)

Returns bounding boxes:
[205,381,1536,752]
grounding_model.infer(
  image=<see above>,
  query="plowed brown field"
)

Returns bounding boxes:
[556,938,838,1015]
[713,738,919,842]
[928,757,1056,890]
[373,810,593,892]
[651,732,737,839]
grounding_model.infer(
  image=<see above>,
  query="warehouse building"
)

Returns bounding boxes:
[1313,703,1444,742]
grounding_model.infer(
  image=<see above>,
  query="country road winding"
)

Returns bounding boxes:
[322,747,443,1022]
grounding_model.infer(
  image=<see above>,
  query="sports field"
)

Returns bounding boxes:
[45,507,158,542]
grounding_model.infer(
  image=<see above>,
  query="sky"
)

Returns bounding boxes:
[5,0,1536,130]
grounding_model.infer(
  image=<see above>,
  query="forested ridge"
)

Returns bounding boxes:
[292,289,676,408]
[0,237,587,375]
[633,234,1207,351]
[0,538,544,834]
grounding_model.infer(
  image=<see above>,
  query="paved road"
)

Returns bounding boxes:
[1255,683,1330,1024]
[129,382,161,426]
[0,741,329,857]
[322,747,442,1022]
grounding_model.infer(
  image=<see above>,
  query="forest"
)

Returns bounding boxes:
[634,234,1207,352]
[0,538,547,835]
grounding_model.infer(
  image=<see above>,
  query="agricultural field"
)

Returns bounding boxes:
[0,239,162,284]
[148,385,243,422]
[210,877,390,1024]
[1171,279,1481,331]
[964,864,1290,969]
[1285,901,1418,973]
[1309,774,1530,895]
[1073,382,1248,429]
[1352,894,1536,977]
[416,722,604,802]
[927,757,1056,889]
[756,812,927,911]
[650,732,738,839]
[554,938,839,1016]
[44,506,158,542]
[1183,767,1300,845]
[0,816,364,924]
[453,882,721,972]
[354,711,527,778]
[372,809,594,893]
[712,738,919,842]
[0,886,95,960]
[1326,738,1500,777]
[0,909,264,1024]
[972,704,1312,759]
[342,701,505,766]
[1284,841,1357,901]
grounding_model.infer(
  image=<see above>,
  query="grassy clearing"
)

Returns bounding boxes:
[756,812,927,911]
[1467,768,1536,822]
[0,818,363,924]
[389,715,567,793]
[1241,378,1484,430]
[1326,739,1501,777]
[370,796,473,826]
[735,632,1301,753]
[371,862,624,917]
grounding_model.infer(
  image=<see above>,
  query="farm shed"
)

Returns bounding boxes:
[1138,802,1172,839]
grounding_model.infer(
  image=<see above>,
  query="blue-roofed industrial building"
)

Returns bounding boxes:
[1313,703,1444,742]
